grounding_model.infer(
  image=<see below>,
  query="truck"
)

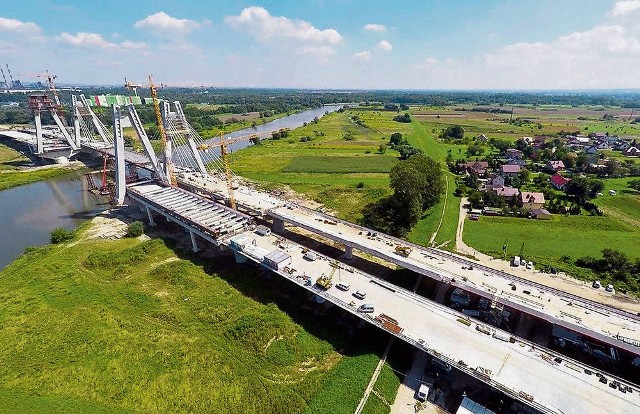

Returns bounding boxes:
[512,256,521,267]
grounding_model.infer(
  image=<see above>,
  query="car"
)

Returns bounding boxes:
[353,290,366,300]
[335,282,351,291]
[303,251,317,261]
[416,384,430,402]
[605,284,615,293]
[592,280,601,289]
[358,303,375,313]
[525,261,533,270]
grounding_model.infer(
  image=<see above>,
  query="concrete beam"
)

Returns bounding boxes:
[273,218,285,233]
[344,245,353,260]
[190,230,199,252]
[146,205,155,226]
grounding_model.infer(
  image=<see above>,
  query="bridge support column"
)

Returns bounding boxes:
[146,206,156,226]
[434,281,450,304]
[189,230,199,253]
[34,111,44,154]
[112,105,126,205]
[234,251,248,263]
[515,313,533,339]
[344,245,353,260]
[273,218,285,233]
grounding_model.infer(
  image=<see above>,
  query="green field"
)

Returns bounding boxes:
[283,155,398,174]
[0,227,386,413]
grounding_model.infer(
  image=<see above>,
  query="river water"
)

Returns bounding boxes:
[0,105,343,269]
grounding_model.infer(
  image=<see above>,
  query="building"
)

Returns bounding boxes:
[505,148,523,159]
[486,173,505,189]
[501,164,521,177]
[550,174,571,190]
[465,161,489,177]
[456,396,497,414]
[545,160,565,172]
[531,208,553,220]
[263,250,292,270]
[519,191,545,211]
[492,186,519,200]
[624,146,640,157]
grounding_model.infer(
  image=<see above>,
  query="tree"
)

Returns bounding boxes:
[463,173,480,189]
[389,132,403,146]
[393,113,411,123]
[564,177,604,205]
[440,125,465,140]
[466,144,484,156]
[127,221,144,237]
[628,179,640,193]
[50,227,74,244]
[468,191,483,209]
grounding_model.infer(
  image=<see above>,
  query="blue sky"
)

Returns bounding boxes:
[2,0,640,89]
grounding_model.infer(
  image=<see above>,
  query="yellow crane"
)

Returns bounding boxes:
[217,131,236,210]
[148,74,176,186]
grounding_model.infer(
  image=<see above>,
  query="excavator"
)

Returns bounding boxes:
[395,245,412,257]
[316,262,338,290]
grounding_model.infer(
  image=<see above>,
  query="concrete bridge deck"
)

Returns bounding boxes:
[125,179,640,414]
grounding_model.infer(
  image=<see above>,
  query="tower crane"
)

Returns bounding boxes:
[148,74,176,186]
[218,131,237,210]
[0,67,9,89]
[5,64,15,88]
[124,77,142,96]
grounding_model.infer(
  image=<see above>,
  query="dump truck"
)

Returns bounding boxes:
[395,245,412,257]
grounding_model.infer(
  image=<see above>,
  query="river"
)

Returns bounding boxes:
[0,105,343,269]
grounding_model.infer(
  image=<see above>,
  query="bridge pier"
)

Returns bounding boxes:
[344,245,353,260]
[434,281,450,303]
[234,251,248,263]
[145,206,156,226]
[273,218,285,233]
[189,230,199,253]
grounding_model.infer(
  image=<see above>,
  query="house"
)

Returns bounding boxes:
[531,208,552,220]
[486,173,505,189]
[493,186,519,200]
[520,136,533,145]
[477,133,488,142]
[550,174,571,190]
[465,161,489,176]
[505,148,523,159]
[501,164,521,177]
[614,140,631,151]
[545,160,565,172]
[584,145,599,155]
[519,191,545,211]
[594,132,607,139]
[624,146,640,157]
[533,136,547,146]
[506,158,526,166]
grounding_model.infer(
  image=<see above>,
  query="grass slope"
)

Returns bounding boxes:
[0,234,378,413]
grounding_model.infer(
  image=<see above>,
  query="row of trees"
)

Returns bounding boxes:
[576,249,640,291]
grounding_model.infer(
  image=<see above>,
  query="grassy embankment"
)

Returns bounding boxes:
[0,142,78,191]
[0,223,398,414]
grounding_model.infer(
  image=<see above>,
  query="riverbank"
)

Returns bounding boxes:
[0,211,393,413]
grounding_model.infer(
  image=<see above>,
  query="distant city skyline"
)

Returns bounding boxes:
[2,0,640,89]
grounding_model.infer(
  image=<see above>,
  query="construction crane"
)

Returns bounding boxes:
[0,67,8,89]
[124,77,142,96]
[5,64,15,88]
[149,74,176,186]
[217,131,237,209]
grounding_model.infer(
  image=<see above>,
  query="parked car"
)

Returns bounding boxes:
[605,284,615,293]
[592,280,602,289]
[335,282,351,291]
[353,290,366,300]
[526,261,533,270]
[358,303,375,313]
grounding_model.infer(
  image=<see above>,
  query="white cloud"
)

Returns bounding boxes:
[225,7,342,45]
[0,17,40,34]
[135,12,200,34]
[363,23,386,33]
[57,32,117,49]
[353,51,372,63]
[609,0,640,17]
[377,40,392,51]
[56,32,148,52]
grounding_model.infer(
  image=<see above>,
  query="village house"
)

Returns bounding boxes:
[505,148,523,159]
[584,145,599,155]
[550,174,571,190]
[501,164,521,177]
[465,161,489,177]
[486,173,505,189]
[531,208,553,220]
[519,191,545,211]
[493,186,519,201]
[624,146,640,157]
[545,160,565,172]
[506,158,526,166]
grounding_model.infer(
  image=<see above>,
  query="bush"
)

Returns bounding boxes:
[50,227,75,244]
[392,113,411,123]
[127,221,144,237]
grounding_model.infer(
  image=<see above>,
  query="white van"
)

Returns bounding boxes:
[358,303,375,313]
[512,256,521,267]
[304,251,317,261]
[417,384,430,402]
[336,282,351,291]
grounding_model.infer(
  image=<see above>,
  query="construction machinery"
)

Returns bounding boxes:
[124,78,142,96]
[316,261,339,290]
[218,131,237,209]
[395,245,412,257]
[148,75,176,186]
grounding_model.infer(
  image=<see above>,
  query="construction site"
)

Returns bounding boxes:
[1,77,640,414]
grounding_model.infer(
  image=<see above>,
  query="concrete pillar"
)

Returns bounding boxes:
[515,313,533,338]
[190,230,199,252]
[187,137,208,174]
[164,140,173,183]
[72,95,81,147]
[146,205,156,226]
[434,281,450,304]
[112,105,126,205]
[273,218,285,233]
[234,251,248,263]
[344,245,353,260]
[34,111,43,154]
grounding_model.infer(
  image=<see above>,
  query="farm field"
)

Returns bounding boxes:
[0,142,78,190]
[0,224,389,414]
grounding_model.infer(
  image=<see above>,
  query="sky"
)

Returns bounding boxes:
[1,0,640,90]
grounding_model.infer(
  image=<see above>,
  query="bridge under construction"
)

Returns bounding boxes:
[3,86,639,413]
